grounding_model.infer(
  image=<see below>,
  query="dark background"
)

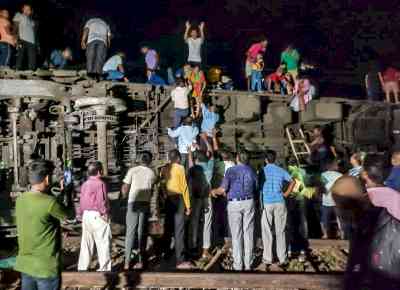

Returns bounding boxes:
[2,0,400,88]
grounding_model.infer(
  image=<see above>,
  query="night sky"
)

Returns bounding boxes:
[2,0,400,85]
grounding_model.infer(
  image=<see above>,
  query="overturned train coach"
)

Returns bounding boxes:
[0,69,395,236]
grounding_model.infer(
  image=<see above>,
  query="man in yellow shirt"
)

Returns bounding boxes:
[161,149,193,269]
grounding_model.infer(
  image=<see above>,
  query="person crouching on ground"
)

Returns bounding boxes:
[160,149,194,269]
[251,53,264,92]
[121,151,156,270]
[211,150,258,271]
[259,150,295,269]
[15,160,71,290]
[77,161,112,272]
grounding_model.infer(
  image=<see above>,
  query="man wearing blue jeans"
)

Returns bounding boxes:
[259,150,295,268]
[171,79,190,128]
[212,151,258,271]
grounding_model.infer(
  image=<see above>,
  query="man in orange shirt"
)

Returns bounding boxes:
[0,9,16,67]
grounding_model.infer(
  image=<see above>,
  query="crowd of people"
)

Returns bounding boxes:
[13,120,400,290]
[3,3,400,290]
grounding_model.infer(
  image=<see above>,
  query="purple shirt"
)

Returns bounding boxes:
[79,176,109,216]
[221,164,258,200]
[145,49,158,70]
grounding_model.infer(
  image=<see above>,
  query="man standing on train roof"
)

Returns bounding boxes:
[245,37,268,90]
[184,20,205,66]
[81,17,111,80]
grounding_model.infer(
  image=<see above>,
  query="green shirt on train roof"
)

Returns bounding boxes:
[280,49,300,71]
[15,191,68,278]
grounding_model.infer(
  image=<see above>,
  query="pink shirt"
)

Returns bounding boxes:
[367,187,400,221]
[79,176,109,216]
[246,43,265,63]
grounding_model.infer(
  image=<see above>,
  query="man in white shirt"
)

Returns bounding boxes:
[81,17,111,79]
[13,4,37,70]
[184,21,205,66]
[120,151,156,270]
[171,79,190,128]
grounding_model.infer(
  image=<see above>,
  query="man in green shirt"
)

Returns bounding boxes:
[281,44,300,80]
[15,160,69,290]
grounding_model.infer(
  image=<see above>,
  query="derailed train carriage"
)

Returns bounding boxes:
[0,68,396,236]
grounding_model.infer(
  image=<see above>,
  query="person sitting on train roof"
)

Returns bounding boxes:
[48,47,73,69]
[265,65,285,94]
[102,51,129,82]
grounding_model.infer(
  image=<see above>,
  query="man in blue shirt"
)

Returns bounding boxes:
[49,47,72,69]
[200,103,220,153]
[167,116,199,168]
[211,151,257,271]
[259,150,295,268]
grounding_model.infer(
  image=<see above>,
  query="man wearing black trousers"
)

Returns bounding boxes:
[13,3,37,70]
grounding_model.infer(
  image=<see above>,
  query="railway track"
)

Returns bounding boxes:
[0,239,347,289]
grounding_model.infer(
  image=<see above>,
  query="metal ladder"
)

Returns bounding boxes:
[285,125,311,166]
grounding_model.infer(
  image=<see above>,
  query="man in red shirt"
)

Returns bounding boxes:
[0,9,16,67]
[245,38,268,90]
[77,161,111,272]
[382,66,400,103]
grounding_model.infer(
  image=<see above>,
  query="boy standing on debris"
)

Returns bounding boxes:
[121,151,156,270]
[15,160,69,290]
[77,161,112,272]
